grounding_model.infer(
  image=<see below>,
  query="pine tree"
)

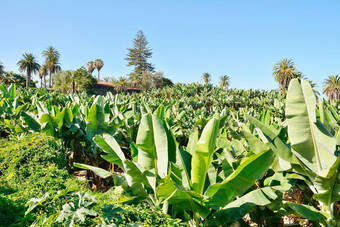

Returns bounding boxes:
[125,30,155,77]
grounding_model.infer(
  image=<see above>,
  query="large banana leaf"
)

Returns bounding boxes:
[93,133,156,192]
[313,158,340,206]
[136,113,168,178]
[246,115,296,164]
[286,79,337,176]
[40,113,56,136]
[93,134,126,167]
[191,118,220,194]
[21,111,41,132]
[206,187,277,225]
[205,149,274,208]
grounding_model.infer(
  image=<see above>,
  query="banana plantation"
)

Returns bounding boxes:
[1,79,340,226]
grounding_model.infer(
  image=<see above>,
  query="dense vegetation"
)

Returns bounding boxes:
[1,79,340,226]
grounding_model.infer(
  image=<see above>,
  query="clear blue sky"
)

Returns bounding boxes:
[1,0,340,92]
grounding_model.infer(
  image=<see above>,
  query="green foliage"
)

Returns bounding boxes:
[140,71,164,90]
[24,189,184,227]
[42,46,61,88]
[1,71,38,88]
[55,192,98,226]
[53,67,96,93]
[119,203,184,227]
[125,30,155,76]
[323,75,340,100]
[4,79,340,226]
[0,134,87,226]
[17,53,41,89]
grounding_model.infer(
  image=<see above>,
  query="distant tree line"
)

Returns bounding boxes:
[2,33,340,99]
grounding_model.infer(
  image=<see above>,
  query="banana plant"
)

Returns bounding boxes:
[249,78,340,226]
[157,117,277,226]
[75,113,171,205]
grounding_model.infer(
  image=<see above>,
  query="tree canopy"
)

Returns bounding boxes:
[17,53,40,89]
[323,75,340,100]
[125,30,155,77]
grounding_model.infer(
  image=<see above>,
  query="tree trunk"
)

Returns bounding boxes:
[72,81,75,94]
[40,77,42,88]
[49,72,51,88]
[98,70,100,81]
[26,70,30,89]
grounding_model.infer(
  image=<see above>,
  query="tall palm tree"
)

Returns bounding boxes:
[95,59,104,81]
[39,64,48,88]
[87,61,95,75]
[202,72,211,85]
[42,46,60,87]
[17,53,40,89]
[273,58,299,93]
[219,75,230,88]
[114,76,129,93]
[323,75,340,100]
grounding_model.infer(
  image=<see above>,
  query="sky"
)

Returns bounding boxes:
[1,0,340,93]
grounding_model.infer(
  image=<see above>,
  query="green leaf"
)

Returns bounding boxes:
[136,113,168,178]
[313,158,340,205]
[286,79,337,176]
[286,202,326,221]
[8,84,16,99]
[25,193,50,216]
[191,117,220,194]
[40,113,55,136]
[246,115,296,164]
[124,160,155,192]
[187,131,198,155]
[86,104,97,140]
[74,163,112,178]
[206,188,275,225]
[157,181,210,219]
[21,111,41,132]
[243,130,269,154]
[93,134,126,167]
[206,150,274,208]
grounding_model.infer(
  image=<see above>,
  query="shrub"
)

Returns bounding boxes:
[0,134,87,226]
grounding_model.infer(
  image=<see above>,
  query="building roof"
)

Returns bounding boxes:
[94,82,142,91]
[96,81,114,86]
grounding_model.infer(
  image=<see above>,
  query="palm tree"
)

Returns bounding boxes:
[129,73,140,88]
[0,60,4,76]
[323,75,340,100]
[48,55,61,87]
[87,61,95,75]
[273,58,299,93]
[0,72,14,85]
[42,46,60,87]
[202,72,211,85]
[95,59,104,81]
[17,53,40,89]
[219,75,230,88]
[114,76,129,93]
[39,64,48,88]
